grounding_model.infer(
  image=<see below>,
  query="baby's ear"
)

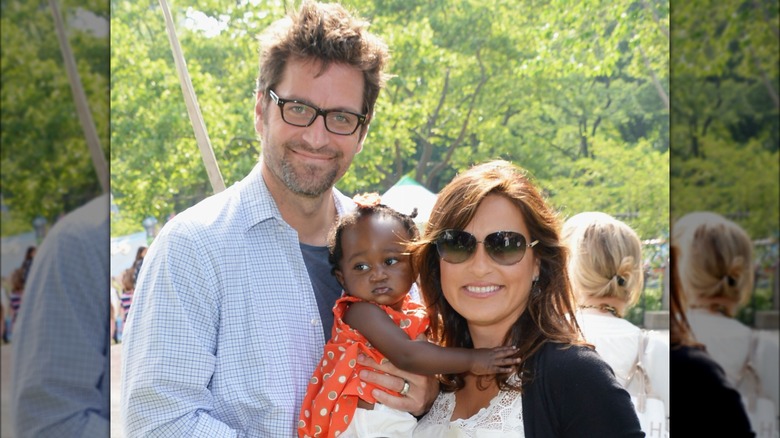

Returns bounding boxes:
[333,269,345,287]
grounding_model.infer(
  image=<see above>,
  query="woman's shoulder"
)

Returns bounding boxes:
[532,342,612,380]
[535,342,601,362]
[670,344,726,380]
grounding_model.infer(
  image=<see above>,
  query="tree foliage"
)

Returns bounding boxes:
[670,0,779,238]
[1,0,109,234]
[109,0,678,240]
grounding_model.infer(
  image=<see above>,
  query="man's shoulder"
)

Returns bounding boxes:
[36,194,110,263]
[333,187,356,216]
[168,184,253,234]
[52,194,109,237]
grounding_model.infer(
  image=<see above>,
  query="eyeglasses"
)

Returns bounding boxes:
[435,229,538,266]
[268,90,367,136]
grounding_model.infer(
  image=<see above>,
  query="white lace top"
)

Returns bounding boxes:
[413,383,525,437]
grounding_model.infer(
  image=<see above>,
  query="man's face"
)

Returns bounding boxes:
[255,58,367,197]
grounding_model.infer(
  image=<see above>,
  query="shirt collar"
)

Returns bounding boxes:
[236,162,356,233]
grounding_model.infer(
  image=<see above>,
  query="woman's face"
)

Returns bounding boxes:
[440,194,540,341]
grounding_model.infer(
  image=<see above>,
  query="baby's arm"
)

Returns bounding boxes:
[344,301,519,376]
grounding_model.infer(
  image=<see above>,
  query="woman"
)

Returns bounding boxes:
[562,212,669,436]
[668,244,755,436]
[413,160,642,437]
[673,212,777,434]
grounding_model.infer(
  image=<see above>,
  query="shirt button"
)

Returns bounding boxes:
[311,319,318,326]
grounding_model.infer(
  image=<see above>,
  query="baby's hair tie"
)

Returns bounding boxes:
[352,192,382,208]
[725,275,737,287]
[614,275,626,287]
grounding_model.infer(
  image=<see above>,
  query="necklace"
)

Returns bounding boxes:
[579,303,623,318]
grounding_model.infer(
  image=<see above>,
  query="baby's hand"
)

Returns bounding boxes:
[471,346,521,375]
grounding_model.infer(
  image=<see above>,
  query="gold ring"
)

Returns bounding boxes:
[399,379,410,396]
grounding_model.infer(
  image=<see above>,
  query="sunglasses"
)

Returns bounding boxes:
[435,229,539,266]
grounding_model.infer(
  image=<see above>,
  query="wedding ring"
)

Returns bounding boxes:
[399,379,410,396]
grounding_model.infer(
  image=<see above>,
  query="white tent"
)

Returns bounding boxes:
[381,176,438,227]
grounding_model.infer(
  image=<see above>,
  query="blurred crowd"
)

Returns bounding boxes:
[110,245,146,343]
[1,245,36,343]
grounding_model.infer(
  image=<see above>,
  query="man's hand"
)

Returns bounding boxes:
[357,352,439,417]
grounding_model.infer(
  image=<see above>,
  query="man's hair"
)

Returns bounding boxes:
[256,1,390,122]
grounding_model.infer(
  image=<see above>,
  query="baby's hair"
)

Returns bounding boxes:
[327,193,419,275]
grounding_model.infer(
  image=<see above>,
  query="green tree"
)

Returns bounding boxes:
[110,0,671,240]
[1,0,109,235]
[670,0,779,238]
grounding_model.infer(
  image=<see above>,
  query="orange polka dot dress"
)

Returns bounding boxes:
[298,294,429,438]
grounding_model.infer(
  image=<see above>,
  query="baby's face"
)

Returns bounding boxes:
[335,215,415,311]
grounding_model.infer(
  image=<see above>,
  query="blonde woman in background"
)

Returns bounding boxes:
[562,212,670,437]
[673,212,778,435]
[668,245,754,437]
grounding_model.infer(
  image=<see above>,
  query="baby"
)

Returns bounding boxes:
[298,193,520,438]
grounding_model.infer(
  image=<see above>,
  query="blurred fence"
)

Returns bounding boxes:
[630,237,779,330]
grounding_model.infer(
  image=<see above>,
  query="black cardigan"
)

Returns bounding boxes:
[522,342,645,437]
[669,344,755,437]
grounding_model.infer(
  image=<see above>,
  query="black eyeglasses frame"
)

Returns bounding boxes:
[268,89,367,136]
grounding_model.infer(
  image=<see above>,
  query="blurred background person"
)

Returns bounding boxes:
[11,194,110,436]
[111,266,137,344]
[7,267,26,341]
[118,266,136,341]
[669,244,755,437]
[1,275,9,343]
[20,246,36,285]
[673,211,777,437]
[131,245,146,285]
[109,277,120,344]
[563,211,670,437]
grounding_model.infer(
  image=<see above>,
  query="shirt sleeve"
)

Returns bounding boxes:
[120,221,238,437]
[11,205,111,437]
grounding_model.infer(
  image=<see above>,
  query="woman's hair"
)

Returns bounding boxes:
[561,212,644,308]
[669,245,703,349]
[256,1,390,125]
[413,160,584,392]
[122,267,136,293]
[327,193,419,275]
[672,212,754,312]
[134,246,147,262]
[10,268,25,293]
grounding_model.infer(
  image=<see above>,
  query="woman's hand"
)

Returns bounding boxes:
[357,351,439,417]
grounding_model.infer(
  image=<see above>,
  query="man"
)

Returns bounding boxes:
[12,194,111,437]
[121,2,437,436]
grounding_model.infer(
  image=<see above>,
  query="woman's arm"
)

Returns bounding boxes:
[343,300,519,375]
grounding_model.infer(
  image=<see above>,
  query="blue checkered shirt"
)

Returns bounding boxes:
[11,195,111,437]
[120,164,360,437]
